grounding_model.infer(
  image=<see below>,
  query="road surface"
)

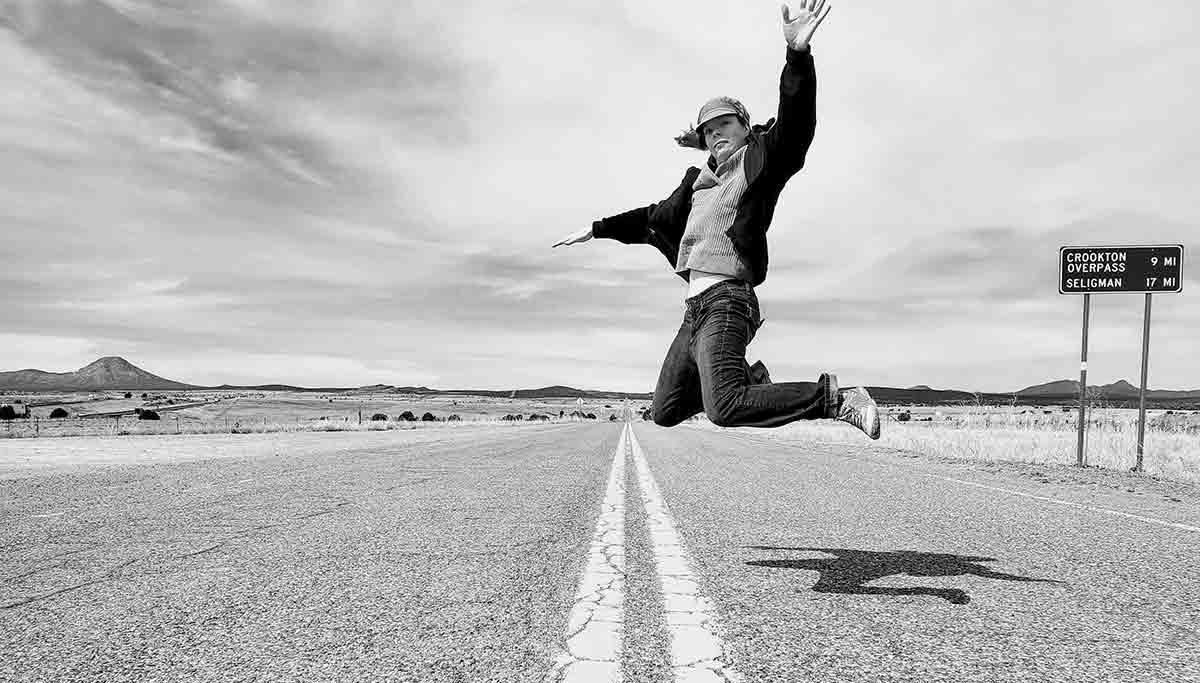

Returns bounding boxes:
[1,423,1197,682]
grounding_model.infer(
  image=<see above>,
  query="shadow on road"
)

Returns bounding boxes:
[745,546,1064,605]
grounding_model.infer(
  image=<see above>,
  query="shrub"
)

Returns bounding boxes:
[124,392,132,399]
[138,409,161,420]
[609,414,618,421]
[141,393,148,399]
[897,411,911,422]
[421,412,437,421]
[371,413,388,422]
[0,405,16,420]
[642,409,653,421]
[399,411,417,422]
[50,407,69,419]
[585,413,596,420]
[447,414,461,422]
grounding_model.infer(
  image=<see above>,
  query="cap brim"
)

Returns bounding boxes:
[696,107,742,151]
[697,107,740,130]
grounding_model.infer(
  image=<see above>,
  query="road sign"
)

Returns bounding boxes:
[1059,244,1185,471]
[1059,245,1183,294]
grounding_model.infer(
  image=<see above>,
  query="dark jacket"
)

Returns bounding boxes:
[591,47,817,286]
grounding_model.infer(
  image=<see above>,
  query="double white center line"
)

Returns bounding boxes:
[550,424,741,683]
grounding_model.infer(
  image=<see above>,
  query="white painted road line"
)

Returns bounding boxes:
[929,474,1200,533]
[548,426,628,683]
[627,425,742,683]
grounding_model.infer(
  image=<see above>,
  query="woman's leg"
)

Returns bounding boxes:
[652,317,705,427]
[693,285,835,428]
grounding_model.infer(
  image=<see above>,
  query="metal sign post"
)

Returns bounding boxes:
[1076,294,1090,467]
[1135,294,1152,472]
[1059,244,1183,470]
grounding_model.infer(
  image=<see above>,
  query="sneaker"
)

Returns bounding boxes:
[837,387,881,440]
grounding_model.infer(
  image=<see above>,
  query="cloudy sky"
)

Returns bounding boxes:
[1,0,1197,392]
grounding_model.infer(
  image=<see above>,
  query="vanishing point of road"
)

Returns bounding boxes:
[2,422,1197,682]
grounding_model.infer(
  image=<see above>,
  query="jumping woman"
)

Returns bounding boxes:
[553,1,880,440]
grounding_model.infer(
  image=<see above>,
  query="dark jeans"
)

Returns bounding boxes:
[652,279,837,428]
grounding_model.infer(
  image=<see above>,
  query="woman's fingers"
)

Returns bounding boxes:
[814,3,831,29]
[553,232,583,248]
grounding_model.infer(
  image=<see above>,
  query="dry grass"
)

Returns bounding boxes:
[0,391,640,439]
[701,407,1200,484]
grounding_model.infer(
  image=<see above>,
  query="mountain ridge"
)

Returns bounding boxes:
[2,358,1199,403]
[0,357,195,391]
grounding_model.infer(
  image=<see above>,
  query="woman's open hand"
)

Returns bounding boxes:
[552,227,594,248]
[782,1,832,51]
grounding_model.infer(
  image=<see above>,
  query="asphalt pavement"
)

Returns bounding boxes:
[1,422,1197,682]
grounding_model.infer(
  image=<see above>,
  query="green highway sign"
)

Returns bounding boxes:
[1059,244,1184,294]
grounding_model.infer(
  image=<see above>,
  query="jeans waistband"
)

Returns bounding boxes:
[685,279,752,311]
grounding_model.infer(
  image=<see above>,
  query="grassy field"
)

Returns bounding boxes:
[0,391,645,438]
[3,391,1198,484]
[710,405,1200,484]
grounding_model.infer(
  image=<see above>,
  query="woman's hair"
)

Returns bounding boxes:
[674,125,705,150]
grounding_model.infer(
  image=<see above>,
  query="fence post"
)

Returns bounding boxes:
[35,417,39,437]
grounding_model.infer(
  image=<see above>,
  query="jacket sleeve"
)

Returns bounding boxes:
[593,167,700,246]
[761,46,817,179]
[591,204,655,245]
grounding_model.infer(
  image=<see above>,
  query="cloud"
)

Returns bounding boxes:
[1,0,480,187]
[1,1,1198,392]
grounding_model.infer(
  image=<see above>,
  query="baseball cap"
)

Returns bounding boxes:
[695,96,750,150]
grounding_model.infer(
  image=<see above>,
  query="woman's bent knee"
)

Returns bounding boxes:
[653,411,685,428]
[705,405,737,428]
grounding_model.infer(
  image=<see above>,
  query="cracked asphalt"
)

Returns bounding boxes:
[1,426,616,682]
[637,424,1200,683]
[2,422,1199,682]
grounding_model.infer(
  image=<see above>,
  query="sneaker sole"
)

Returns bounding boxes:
[865,403,881,440]
[854,387,882,440]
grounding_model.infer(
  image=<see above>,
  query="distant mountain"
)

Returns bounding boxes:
[0,357,194,391]
[1103,380,1139,396]
[210,383,367,392]
[865,386,990,405]
[1018,379,1083,396]
[2,357,1195,406]
[1017,378,1200,401]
